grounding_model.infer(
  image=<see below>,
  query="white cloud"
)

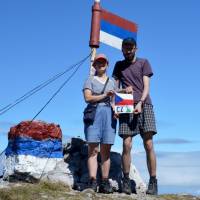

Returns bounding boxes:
[154,138,195,145]
[133,151,200,186]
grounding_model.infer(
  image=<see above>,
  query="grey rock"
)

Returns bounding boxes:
[1,136,146,194]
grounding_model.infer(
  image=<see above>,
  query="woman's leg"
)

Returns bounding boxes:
[88,143,99,179]
[99,143,113,193]
[100,144,111,179]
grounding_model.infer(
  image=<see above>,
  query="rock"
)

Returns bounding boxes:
[0,151,6,178]
[63,137,146,193]
[1,120,146,194]
[3,120,65,183]
[8,120,61,140]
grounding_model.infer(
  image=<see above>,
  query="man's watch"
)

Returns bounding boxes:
[139,99,144,104]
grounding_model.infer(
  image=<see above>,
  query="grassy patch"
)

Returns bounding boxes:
[0,181,71,200]
[0,182,199,200]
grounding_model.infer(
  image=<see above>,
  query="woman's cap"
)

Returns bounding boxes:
[93,53,109,66]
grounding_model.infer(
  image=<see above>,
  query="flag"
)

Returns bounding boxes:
[115,93,134,114]
[100,9,138,49]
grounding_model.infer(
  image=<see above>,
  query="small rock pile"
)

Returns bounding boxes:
[63,137,146,193]
[0,120,146,194]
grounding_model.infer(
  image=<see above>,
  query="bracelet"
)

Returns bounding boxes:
[139,99,144,104]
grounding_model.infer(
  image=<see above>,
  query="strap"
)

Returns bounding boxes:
[100,77,109,94]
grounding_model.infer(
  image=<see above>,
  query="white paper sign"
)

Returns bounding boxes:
[114,93,134,114]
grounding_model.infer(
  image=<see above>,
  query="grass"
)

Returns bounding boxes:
[0,182,199,200]
[0,182,71,200]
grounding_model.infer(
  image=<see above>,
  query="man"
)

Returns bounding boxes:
[112,37,158,195]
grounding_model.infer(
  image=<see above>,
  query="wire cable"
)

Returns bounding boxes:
[0,53,91,116]
[31,52,91,121]
[33,52,91,181]
[0,51,92,181]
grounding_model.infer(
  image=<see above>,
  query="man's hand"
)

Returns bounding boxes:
[134,101,142,114]
[125,86,133,94]
[113,113,119,119]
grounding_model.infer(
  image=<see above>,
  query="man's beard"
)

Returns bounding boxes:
[124,53,135,62]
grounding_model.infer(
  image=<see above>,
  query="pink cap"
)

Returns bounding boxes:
[93,53,109,66]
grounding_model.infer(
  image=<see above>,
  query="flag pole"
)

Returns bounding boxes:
[89,0,101,76]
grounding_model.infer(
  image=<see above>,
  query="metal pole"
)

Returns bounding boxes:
[90,48,96,76]
[89,0,101,76]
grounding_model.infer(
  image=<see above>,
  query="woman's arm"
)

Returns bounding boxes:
[84,89,114,103]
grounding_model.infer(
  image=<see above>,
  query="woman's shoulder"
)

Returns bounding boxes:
[84,76,95,83]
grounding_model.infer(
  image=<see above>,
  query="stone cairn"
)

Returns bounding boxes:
[0,120,146,193]
[63,137,146,193]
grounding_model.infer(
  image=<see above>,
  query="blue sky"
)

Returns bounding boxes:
[1,0,200,194]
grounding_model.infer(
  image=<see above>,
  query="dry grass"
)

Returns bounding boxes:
[0,182,71,200]
[0,182,199,200]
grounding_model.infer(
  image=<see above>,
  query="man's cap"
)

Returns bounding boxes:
[93,53,109,66]
[122,37,137,47]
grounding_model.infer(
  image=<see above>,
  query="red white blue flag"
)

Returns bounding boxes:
[100,9,138,49]
[114,93,134,114]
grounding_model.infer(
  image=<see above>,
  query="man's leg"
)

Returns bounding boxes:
[121,136,133,194]
[99,144,113,193]
[142,133,156,176]
[87,143,99,191]
[142,132,157,195]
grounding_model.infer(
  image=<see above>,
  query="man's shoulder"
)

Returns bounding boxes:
[136,57,148,63]
[115,59,125,65]
[135,57,152,68]
[115,58,149,65]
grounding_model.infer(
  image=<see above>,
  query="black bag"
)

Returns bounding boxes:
[83,77,109,124]
[83,104,97,124]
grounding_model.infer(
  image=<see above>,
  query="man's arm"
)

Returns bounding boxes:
[134,75,150,114]
[140,75,150,102]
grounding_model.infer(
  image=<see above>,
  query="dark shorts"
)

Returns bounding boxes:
[84,105,117,144]
[118,104,157,137]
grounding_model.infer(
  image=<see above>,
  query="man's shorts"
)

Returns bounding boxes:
[118,104,157,137]
[84,105,117,144]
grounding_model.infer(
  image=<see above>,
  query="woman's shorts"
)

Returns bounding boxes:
[84,105,117,144]
[118,104,157,138]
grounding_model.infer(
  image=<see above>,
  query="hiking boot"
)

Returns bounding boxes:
[122,177,131,195]
[146,178,158,195]
[99,179,113,194]
[86,178,97,192]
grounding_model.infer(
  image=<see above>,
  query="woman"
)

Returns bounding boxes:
[83,54,116,193]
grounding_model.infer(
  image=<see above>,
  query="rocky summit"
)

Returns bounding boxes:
[0,120,145,193]
[0,181,199,200]
[0,121,200,200]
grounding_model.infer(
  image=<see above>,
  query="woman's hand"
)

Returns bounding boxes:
[125,86,133,94]
[106,90,115,97]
